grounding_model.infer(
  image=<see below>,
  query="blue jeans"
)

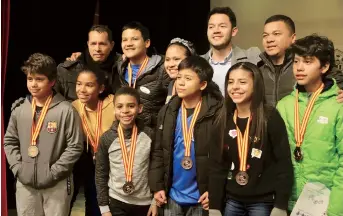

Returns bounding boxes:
[224,199,273,216]
[164,197,208,216]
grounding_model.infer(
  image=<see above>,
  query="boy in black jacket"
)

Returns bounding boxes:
[149,56,223,216]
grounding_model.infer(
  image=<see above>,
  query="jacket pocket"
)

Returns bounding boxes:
[35,162,55,189]
[17,161,34,187]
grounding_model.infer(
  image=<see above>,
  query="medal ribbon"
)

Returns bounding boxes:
[233,110,251,172]
[294,84,324,148]
[31,95,53,146]
[181,100,202,157]
[118,124,138,182]
[128,56,149,88]
[80,100,103,153]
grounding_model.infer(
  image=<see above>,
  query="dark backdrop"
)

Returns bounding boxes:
[4,0,210,209]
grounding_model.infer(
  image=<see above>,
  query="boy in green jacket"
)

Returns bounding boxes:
[277,34,343,216]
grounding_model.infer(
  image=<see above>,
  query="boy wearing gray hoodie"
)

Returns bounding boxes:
[4,53,84,216]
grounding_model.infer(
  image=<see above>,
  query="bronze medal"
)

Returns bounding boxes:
[233,110,251,186]
[118,124,138,194]
[30,95,52,159]
[294,147,303,161]
[28,145,39,158]
[294,84,323,163]
[122,181,135,194]
[181,100,202,170]
[236,171,249,186]
[181,156,193,170]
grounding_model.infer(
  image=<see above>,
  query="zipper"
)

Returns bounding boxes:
[274,72,281,105]
[167,111,177,193]
[34,157,37,187]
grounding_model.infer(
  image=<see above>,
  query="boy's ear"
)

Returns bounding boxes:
[321,63,330,75]
[200,81,208,91]
[145,39,151,49]
[50,80,56,87]
[138,104,143,114]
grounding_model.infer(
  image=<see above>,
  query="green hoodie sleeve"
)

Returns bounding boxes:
[327,106,343,216]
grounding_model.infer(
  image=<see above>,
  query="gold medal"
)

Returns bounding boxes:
[28,145,39,158]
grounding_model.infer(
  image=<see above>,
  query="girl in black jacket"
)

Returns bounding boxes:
[208,62,293,216]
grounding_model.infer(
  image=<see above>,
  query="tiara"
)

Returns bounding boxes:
[170,37,196,55]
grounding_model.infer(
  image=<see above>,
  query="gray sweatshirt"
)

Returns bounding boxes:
[95,121,154,213]
[4,93,84,189]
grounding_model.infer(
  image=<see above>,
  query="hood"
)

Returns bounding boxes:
[26,92,66,110]
[118,54,164,75]
[72,94,114,112]
[293,78,339,104]
[168,92,223,121]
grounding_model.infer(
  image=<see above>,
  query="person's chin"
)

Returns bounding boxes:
[296,80,308,86]
[79,98,90,104]
[119,121,135,128]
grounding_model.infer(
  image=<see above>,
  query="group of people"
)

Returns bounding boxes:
[4,5,343,216]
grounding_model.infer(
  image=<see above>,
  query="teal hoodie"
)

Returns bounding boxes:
[277,79,343,216]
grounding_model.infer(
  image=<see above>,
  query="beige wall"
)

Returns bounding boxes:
[210,0,343,51]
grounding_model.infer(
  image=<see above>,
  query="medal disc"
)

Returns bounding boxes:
[294,147,303,162]
[236,171,249,186]
[28,146,39,158]
[122,181,135,194]
[181,156,193,170]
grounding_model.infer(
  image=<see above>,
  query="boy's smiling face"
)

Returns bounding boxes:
[114,94,142,129]
[27,73,55,100]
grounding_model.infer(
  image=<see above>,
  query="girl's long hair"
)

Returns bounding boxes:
[221,62,269,145]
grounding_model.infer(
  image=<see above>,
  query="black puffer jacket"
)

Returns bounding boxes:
[116,55,171,128]
[148,92,223,196]
[55,51,121,101]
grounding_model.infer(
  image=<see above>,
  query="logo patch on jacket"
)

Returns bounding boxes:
[140,86,151,95]
[229,129,237,138]
[47,121,57,133]
[317,116,328,124]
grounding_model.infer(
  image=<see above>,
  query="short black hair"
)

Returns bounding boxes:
[178,56,213,83]
[21,53,57,81]
[178,56,222,100]
[89,25,113,41]
[265,15,295,34]
[291,34,335,73]
[122,21,150,41]
[208,7,237,28]
[114,87,141,105]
